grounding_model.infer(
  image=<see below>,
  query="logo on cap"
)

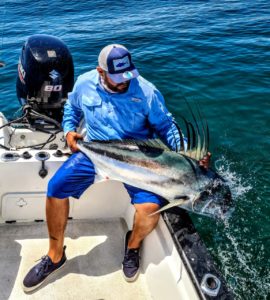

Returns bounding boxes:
[113,56,130,71]
[123,71,134,79]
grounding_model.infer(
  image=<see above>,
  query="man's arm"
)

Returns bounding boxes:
[148,90,211,168]
[147,90,181,151]
[62,83,84,152]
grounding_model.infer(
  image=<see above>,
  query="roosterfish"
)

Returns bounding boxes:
[77,113,232,219]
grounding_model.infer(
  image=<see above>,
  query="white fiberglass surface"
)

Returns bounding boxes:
[0,219,152,300]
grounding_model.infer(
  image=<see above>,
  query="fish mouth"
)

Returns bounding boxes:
[193,176,232,218]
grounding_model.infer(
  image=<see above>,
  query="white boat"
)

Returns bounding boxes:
[0,34,232,300]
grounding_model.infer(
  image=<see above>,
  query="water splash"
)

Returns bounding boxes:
[214,155,252,199]
[211,156,269,299]
[216,221,270,299]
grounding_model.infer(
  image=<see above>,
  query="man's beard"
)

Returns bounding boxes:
[103,77,130,93]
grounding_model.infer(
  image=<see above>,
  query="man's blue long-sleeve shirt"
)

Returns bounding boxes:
[63,69,180,150]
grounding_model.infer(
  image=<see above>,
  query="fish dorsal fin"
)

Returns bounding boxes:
[175,99,211,162]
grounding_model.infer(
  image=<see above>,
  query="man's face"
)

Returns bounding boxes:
[97,67,130,93]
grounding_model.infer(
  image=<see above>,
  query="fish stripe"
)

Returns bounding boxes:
[83,143,164,170]
[90,139,170,152]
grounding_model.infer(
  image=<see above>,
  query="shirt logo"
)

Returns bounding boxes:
[113,56,130,71]
[131,97,141,102]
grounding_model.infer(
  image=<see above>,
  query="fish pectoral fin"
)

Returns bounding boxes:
[148,198,187,216]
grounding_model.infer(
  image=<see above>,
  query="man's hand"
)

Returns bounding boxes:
[66,131,83,153]
[199,152,211,169]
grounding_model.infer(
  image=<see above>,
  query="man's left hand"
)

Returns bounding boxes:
[199,152,211,169]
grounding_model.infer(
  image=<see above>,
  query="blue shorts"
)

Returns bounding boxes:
[47,151,165,206]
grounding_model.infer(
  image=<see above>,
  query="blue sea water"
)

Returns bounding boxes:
[0,0,269,299]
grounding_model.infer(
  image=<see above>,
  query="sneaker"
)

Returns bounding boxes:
[23,246,67,292]
[122,231,140,282]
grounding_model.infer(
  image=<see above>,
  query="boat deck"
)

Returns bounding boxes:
[0,219,152,300]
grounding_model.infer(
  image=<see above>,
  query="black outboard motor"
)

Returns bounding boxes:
[16,34,74,126]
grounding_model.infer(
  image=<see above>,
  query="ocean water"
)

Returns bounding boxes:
[0,0,269,299]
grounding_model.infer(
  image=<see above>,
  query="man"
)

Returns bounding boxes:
[23,44,209,292]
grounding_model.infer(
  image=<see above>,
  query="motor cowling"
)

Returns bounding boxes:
[16,34,74,124]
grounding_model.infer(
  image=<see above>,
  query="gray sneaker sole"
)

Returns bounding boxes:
[122,264,140,282]
[22,259,67,293]
[122,230,140,282]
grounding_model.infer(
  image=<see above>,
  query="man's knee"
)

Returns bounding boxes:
[134,203,160,215]
[47,196,68,203]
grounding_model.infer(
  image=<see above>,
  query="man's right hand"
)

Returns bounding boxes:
[66,131,83,153]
